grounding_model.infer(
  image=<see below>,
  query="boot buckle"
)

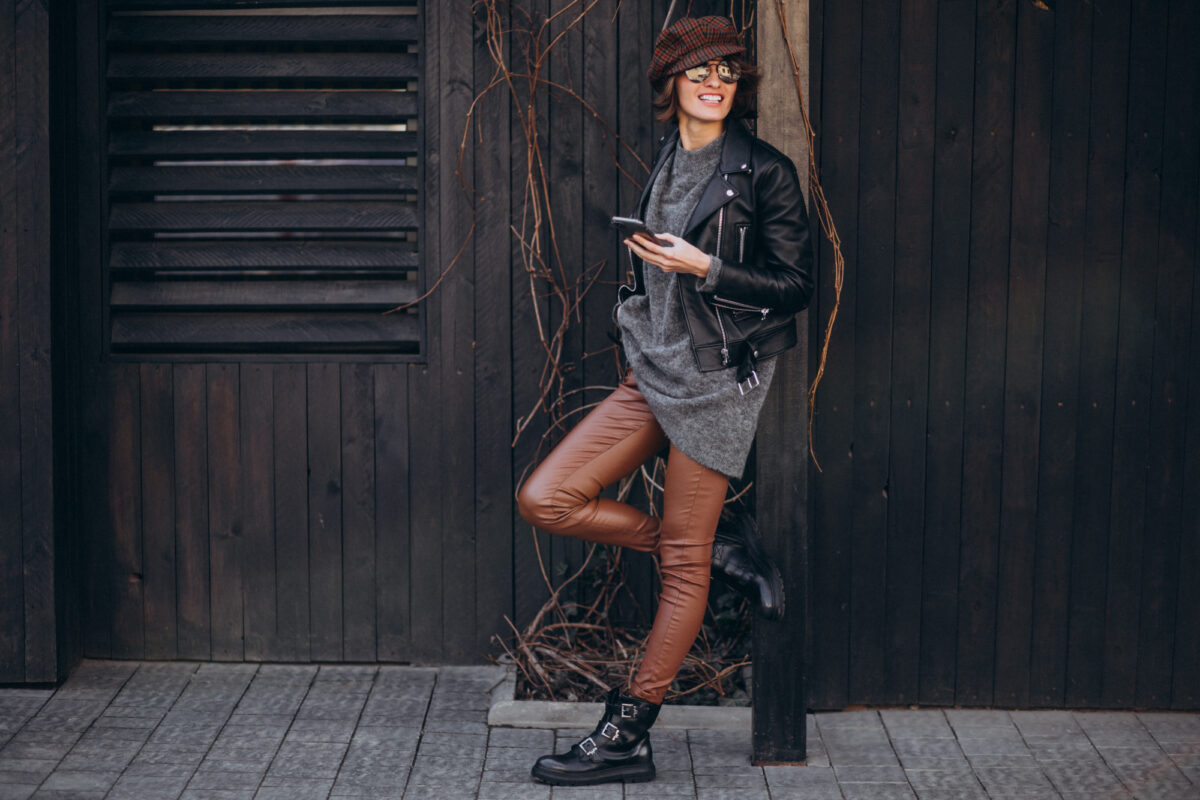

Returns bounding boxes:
[578,737,598,756]
[620,703,638,719]
[600,721,620,740]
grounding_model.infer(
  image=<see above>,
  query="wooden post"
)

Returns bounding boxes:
[752,0,810,765]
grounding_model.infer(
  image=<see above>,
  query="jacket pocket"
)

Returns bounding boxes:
[712,294,771,321]
[735,223,751,263]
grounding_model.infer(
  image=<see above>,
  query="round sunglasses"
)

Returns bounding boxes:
[683,60,741,84]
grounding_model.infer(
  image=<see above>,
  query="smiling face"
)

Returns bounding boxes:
[673,60,738,129]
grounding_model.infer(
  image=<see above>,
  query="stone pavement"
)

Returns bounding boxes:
[0,661,1197,800]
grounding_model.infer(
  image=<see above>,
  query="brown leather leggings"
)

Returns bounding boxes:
[517,371,728,705]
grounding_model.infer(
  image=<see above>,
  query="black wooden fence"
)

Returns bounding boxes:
[807,0,1200,710]
[2,0,1198,714]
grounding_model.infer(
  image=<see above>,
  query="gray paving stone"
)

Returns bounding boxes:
[944,709,1015,729]
[695,788,770,800]
[903,767,984,789]
[815,710,883,730]
[252,780,332,799]
[186,768,265,791]
[763,764,836,787]
[477,781,550,799]
[891,738,965,758]
[834,763,908,782]
[838,783,917,799]
[28,791,107,800]
[39,769,121,792]
[955,735,1032,755]
[178,789,257,800]
[106,773,191,800]
[487,727,555,749]
[547,785,624,799]
[0,785,35,800]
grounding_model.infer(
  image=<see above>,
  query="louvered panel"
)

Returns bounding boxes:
[108,90,418,122]
[111,312,422,353]
[108,53,420,83]
[109,130,419,159]
[109,241,419,271]
[110,165,418,194]
[111,280,418,310]
[104,2,422,357]
[108,14,419,43]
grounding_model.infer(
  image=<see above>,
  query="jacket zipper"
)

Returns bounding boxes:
[715,207,726,258]
[716,308,730,366]
[738,225,747,262]
[713,295,771,319]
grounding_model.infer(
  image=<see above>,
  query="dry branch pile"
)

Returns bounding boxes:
[490,538,755,705]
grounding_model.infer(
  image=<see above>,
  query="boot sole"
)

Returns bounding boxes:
[530,762,655,785]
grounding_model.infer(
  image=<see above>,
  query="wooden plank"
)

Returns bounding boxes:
[239,363,276,661]
[753,0,810,762]
[207,363,242,660]
[174,364,211,659]
[918,0,975,707]
[140,363,177,658]
[1101,0,1167,709]
[1066,0,1130,708]
[1174,114,1200,708]
[847,0,898,706]
[110,241,419,270]
[1142,0,1199,709]
[884,0,936,706]
[108,201,417,232]
[0,0,24,681]
[110,130,420,159]
[807,0,861,711]
[272,364,310,661]
[545,0,586,627]
[374,364,410,660]
[1029,0,1091,708]
[473,0,516,658]
[110,311,420,352]
[15,0,58,681]
[109,165,419,195]
[953,0,1016,707]
[307,362,343,661]
[407,0,443,663]
[110,281,418,311]
[435,0,476,663]
[509,0,552,634]
[108,13,419,44]
[341,363,377,662]
[993,0,1052,708]
[108,366,144,659]
[108,52,419,83]
[107,89,418,121]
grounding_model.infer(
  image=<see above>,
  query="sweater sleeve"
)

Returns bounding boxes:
[698,255,724,293]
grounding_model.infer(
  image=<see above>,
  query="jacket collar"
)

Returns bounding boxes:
[636,121,756,236]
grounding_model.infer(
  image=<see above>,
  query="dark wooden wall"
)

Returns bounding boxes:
[66,0,711,668]
[0,0,79,684]
[807,0,1200,710]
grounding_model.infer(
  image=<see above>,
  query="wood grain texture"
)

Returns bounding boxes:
[0,0,26,682]
[1030,0,1092,708]
[753,0,810,763]
[993,0,1052,708]
[917,0,974,708]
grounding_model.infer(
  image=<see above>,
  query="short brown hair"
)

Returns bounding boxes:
[651,55,760,124]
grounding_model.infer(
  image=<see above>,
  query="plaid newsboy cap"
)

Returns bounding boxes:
[647,15,746,84]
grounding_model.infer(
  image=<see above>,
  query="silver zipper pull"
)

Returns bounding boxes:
[720,347,730,366]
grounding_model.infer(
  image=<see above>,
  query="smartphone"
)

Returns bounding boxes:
[610,216,672,247]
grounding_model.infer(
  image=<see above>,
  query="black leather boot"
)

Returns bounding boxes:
[530,687,661,785]
[711,510,786,620]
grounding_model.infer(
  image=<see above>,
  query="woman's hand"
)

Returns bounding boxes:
[624,232,710,278]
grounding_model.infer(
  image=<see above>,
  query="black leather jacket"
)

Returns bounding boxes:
[617,120,815,386]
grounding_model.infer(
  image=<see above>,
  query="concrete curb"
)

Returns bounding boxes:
[486,666,751,731]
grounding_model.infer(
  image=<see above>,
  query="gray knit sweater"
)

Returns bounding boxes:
[617,133,776,479]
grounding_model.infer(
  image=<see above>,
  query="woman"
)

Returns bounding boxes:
[518,15,814,786]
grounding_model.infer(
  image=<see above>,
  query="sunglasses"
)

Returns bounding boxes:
[683,60,741,84]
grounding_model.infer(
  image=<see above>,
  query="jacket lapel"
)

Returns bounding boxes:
[681,120,755,237]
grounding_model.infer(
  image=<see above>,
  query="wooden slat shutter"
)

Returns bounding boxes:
[104,2,422,356]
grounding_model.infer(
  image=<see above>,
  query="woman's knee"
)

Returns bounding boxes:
[517,473,575,530]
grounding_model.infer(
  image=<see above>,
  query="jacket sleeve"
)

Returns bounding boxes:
[709,155,815,315]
